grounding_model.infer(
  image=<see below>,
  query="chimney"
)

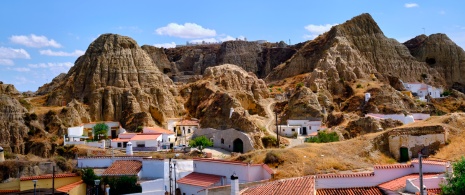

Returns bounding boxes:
[126,142,133,156]
[0,146,4,162]
[230,173,239,195]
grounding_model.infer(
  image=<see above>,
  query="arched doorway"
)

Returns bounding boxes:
[233,138,244,153]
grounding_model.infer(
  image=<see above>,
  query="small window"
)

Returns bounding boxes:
[188,129,191,133]
[221,138,224,144]
[183,127,185,130]
[292,129,295,131]
[282,129,285,131]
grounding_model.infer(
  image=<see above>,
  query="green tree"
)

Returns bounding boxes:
[305,131,339,143]
[189,136,213,152]
[93,123,109,140]
[441,156,465,194]
[81,168,100,186]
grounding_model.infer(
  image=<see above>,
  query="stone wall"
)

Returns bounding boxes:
[193,128,255,153]
[388,125,447,160]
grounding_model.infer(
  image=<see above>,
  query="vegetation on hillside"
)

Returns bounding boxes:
[441,156,465,194]
[305,131,339,143]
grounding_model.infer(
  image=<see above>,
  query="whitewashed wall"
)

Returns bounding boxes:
[278,125,300,137]
[194,160,271,185]
[67,126,84,138]
[389,133,446,160]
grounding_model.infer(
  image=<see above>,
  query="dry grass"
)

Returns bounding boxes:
[27,95,64,115]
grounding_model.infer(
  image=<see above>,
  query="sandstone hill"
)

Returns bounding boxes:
[404,34,465,92]
[265,13,446,92]
[181,64,270,132]
[37,34,183,130]
[0,83,28,154]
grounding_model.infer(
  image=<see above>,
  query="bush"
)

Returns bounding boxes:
[189,136,213,152]
[296,82,304,89]
[93,123,109,140]
[305,131,339,143]
[55,156,72,172]
[356,84,363,88]
[261,136,277,148]
[441,156,465,194]
[264,151,284,165]
[442,90,452,96]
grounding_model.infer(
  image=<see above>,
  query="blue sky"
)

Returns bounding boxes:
[1,1,464,92]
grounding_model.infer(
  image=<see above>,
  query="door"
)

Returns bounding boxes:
[400,147,409,162]
[302,127,307,135]
[233,138,244,153]
[111,130,117,138]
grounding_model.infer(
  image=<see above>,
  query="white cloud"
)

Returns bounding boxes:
[0,47,31,59]
[39,49,85,57]
[405,3,419,8]
[153,42,176,48]
[156,23,216,38]
[28,62,73,69]
[304,24,337,40]
[219,35,235,42]
[0,59,14,66]
[13,76,35,85]
[13,67,30,72]
[10,34,62,48]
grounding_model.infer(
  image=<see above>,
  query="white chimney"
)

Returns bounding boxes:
[126,142,133,156]
[231,173,239,195]
[365,93,371,102]
[229,108,234,119]
[0,147,4,162]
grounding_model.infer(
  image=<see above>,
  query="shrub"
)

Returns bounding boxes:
[292,132,298,138]
[442,90,452,96]
[189,136,213,152]
[19,98,32,110]
[441,156,465,194]
[356,84,363,88]
[264,151,284,165]
[261,136,277,148]
[296,82,304,89]
[305,131,339,143]
[55,156,72,172]
[93,123,109,140]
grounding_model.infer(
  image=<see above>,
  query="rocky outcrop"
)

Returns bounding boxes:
[37,34,183,129]
[0,83,20,96]
[141,45,174,76]
[280,86,323,121]
[183,64,269,132]
[0,86,28,153]
[343,117,403,139]
[36,73,66,95]
[59,99,91,127]
[266,13,445,93]
[404,34,465,91]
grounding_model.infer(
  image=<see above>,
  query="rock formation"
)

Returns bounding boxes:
[183,64,269,132]
[0,83,28,154]
[37,34,183,129]
[404,34,465,91]
[266,13,446,92]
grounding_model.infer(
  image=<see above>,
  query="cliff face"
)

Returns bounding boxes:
[266,13,445,91]
[404,34,465,91]
[163,41,296,79]
[0,83,28,154]
[37,34,183,129]
[183,64,270,132]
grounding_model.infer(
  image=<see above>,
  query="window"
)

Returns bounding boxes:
[282,129,285,131]
[221,138,224,144]
[188,129,191,133]
[183,127,185,130]
[292,129,295,131]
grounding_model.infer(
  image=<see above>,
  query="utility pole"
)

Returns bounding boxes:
[169,158,173,195]
[52,166,55,195]
[275,112,279,148]
[419,152,424,195]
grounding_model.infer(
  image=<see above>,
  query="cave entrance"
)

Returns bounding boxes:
[400,147,409,162]
[233,138,244,153]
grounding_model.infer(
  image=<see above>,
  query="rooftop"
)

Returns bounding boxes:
[144,126,175,134]
[177,172,223,187]
[20,173,79,181]
[316,187,384,195]
[130,134,161,141]
[102,160,142,176]
[194,158,274,174]
[179,119,199,126]
[378,173,441,192]
[241,176,314,195]
[56,180,84,193]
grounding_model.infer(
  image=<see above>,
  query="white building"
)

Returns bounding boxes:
[64,121,126,147]
[365,113,430,125]
[166,118,200,145]
[278,119,322,137]
[403,82,443,101]
[110,126,176,150]
[177,158,273,195]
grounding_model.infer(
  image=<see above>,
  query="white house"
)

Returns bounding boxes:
[143,127,176,148]
[110,126,176,150]
[278,119,322,137]
[403,82,443,101]
[177,158,273,195]
[64,121,126,147]
[166,118,200,145]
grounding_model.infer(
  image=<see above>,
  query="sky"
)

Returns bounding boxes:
[1,1,464,92]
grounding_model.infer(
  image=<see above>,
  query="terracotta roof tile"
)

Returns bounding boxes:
[177,172,223,187]
[20,173,79,181]
[56,180,84,193]
[374,164,413,169]
[411,159,449,166]
[0,190,20,194]
[144,127,175,134]
[130,134,161,141]
[316,172,374,179]
[378,173,441,191]
[102,160,142,176]
[241,176,314,195]
[179,120,199,126]
[316,187,383,195]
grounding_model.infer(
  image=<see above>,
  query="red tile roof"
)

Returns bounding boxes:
[411,159,449,166]
[316,172,374,179]
[130,134,161,141]
[0,190,20,194]
[316,187,383,195]
[20,173,79,181]
[177,172,223,187]
[102,160,142,176]
[144,127,175,134]
[374,164,413,169]
[378,173,441,191]
[179,120,199,126]
[56,180,84,193]
[241,176,314,195]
